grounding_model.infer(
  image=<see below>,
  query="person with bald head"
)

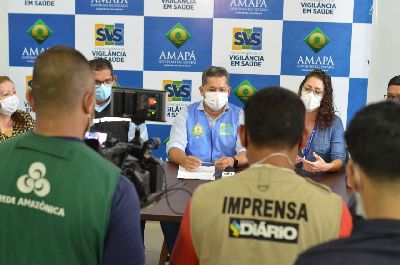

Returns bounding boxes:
[0,46,144,265]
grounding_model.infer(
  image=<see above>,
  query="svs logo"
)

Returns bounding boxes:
[163,79,192,102]
[95,23,124,46]
[232,27,262,50]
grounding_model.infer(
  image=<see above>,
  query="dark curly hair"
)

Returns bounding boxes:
[297,69,334,129]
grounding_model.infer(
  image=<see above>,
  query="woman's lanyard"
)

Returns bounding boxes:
[301,126,317,158]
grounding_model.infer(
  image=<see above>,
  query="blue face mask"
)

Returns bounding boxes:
[95,84,112,101]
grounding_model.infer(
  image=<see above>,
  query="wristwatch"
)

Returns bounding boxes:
[231,156,239,168]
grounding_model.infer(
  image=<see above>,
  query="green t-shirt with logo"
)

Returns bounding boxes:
[0,132,120,265]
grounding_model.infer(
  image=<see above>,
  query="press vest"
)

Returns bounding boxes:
[186,102,241,162]
[190,164,343,265]
[92,103,130,142]
[0,132,120,265]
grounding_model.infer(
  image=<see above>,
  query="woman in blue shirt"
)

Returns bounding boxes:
[296,69,347,173]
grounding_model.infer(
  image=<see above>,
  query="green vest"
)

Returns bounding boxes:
[0,132,120,265]
[190,164,344,265]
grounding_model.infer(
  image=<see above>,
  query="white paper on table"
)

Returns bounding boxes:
[177,165,215,180]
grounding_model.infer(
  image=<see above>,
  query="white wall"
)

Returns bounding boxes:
[0,1,8,76]
[368,0,400,103]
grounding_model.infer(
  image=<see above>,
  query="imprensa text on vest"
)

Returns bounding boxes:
[222,196,308,222]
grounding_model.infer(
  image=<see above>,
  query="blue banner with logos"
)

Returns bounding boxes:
[7,0,372,160]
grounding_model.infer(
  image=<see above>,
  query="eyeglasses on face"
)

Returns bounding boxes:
[302,84,324,96]
[95,78,114,87]
[384,94,400,102]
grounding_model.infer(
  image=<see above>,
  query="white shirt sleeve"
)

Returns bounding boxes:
[235,110,246,153]
[166,106,189,155]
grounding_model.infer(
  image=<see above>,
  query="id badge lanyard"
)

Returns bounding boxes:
[301,126,317,158]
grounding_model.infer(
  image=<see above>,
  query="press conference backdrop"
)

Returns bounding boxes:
[6,0,372,160]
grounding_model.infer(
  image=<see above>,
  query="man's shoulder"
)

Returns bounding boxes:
[187,101,202,110]
[228,103,242,113]
[332,114,344,127]
[296,236,366,265]
[0,132,26,150]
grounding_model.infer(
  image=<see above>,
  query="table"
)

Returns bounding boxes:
[141,162,352,222]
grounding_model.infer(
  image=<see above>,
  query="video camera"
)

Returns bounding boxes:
[91,87,167,207]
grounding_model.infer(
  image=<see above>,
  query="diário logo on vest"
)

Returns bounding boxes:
[17,162,51,197]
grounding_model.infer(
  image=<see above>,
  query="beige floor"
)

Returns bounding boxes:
[144,221,167,265]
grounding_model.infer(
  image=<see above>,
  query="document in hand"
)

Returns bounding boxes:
[177,165,215,181]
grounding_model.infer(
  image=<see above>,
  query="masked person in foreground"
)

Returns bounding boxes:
[296,101,400,265]
[0,46,144,265]
[171,87,352,265]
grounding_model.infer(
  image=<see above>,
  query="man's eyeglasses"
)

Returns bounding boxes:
[384,94,400,102]
[95,78,114,87]
[302,85,324,96]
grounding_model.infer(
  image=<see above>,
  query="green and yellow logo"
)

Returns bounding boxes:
[165,23,191,49]
[192,123,203,138]
[230,220,240,237]
[234,79,256,103]
[27,19,53,45]
[220,123,233,136]
[304,27,330,53]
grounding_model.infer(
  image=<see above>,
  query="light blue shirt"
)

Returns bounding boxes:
[95,98,111,113]
[166,101,245,157]
[298,114,347,166]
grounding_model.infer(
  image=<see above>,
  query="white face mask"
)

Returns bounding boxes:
[301,91,322,112]
[353,165,367,218]
[204,92,228,111]
[0,95,19,116]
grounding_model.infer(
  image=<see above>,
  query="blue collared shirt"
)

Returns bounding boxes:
[166,101,245,158]
[297,115,347,166]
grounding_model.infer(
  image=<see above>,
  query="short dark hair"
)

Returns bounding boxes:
[345,101,400,180]
[32,46,94,111]
[387,75,400,87]
[244,87,305,149]
[89,58,113,74]
[201,66,229,86]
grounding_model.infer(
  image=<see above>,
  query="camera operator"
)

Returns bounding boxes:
[0,46,144,265]
[89,58,148,142]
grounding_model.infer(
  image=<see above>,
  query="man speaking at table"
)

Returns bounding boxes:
[167,66,247,171]
[171,87,352,265]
